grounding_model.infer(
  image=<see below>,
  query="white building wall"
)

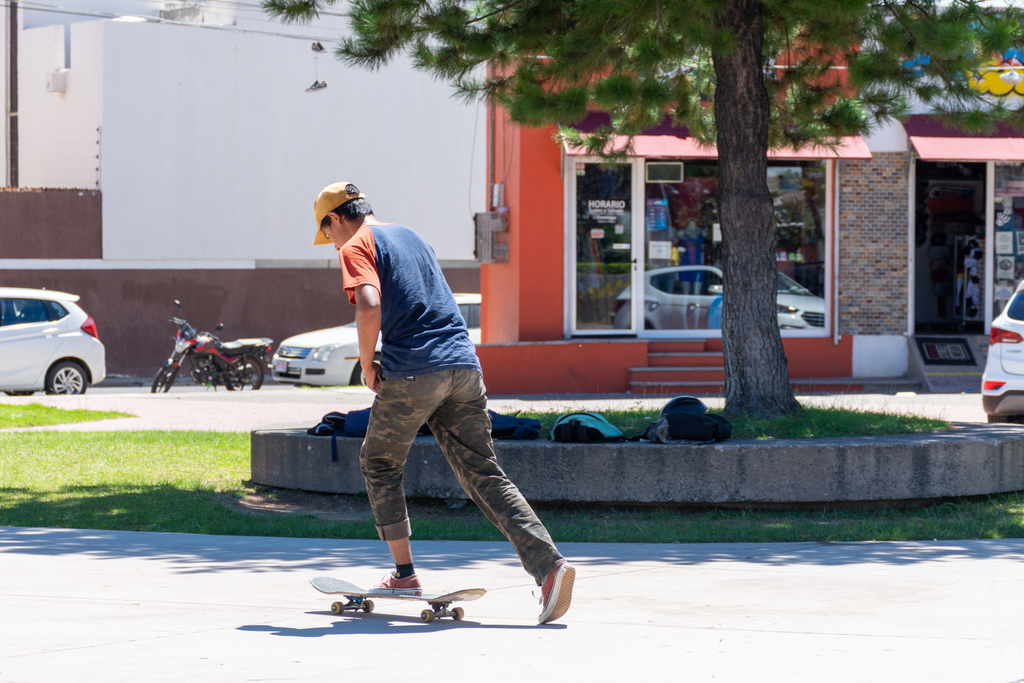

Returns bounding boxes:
[18,18,486,262]
[19,22,102,189]
[862,118,909,154]
[2,6,8,187]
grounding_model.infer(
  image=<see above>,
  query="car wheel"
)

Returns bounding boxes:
[45,361,88,395]
[349,353,382,386]
[988,414,1024,424]
[3,390,36,396]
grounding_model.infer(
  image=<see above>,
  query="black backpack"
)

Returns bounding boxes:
[488,410,541,440]
[635,396,732,444]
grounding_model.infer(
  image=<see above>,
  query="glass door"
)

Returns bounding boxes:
[572,161,636,333]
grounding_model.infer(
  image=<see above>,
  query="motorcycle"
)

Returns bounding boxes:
[151,301,274,393]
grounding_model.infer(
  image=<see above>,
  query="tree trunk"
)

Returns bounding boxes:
[712,0,800,419]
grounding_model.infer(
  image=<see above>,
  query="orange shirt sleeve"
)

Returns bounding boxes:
[340,228,380,305]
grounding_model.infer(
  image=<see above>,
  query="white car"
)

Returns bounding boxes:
[612,265,826,331]
[272,293,482,386]
[982,281,1024,422]
[0,287,107,395]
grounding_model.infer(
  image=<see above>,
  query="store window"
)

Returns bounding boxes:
[632,160,827,332]
[994,163,1024,318]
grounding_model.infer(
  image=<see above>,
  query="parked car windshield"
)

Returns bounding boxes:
[777,273,813,297]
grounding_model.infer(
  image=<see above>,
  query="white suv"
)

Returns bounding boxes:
[982,281,1024,422]
[0,288,106,395]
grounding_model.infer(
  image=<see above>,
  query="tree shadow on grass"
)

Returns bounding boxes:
[1,485,1023,573]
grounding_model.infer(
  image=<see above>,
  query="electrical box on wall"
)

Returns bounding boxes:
[474,210,509,264]
[47,69,69,93]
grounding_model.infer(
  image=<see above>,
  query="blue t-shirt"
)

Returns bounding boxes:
[341,224,480,377]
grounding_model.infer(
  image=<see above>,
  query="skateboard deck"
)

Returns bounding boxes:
[310,576,486,622]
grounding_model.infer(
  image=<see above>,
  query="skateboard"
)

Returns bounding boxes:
[310,576,486,623]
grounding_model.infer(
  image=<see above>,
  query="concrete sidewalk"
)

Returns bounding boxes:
[0,386,991,432]
[1,527,1022,682]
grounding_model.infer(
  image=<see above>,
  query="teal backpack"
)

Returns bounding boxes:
[550,412,625,443]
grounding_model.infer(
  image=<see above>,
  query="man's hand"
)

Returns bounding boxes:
[354,284,382,393]
[362,361,382,392]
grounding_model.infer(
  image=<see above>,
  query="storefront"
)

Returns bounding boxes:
[906,115,1024,336]
[475,111,883,395]
[473,59,1024,396]
[561,115,875,341]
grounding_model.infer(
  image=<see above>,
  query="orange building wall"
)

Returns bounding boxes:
[481,110,564,343]
[478,340,650,395]
[480,109,521,343]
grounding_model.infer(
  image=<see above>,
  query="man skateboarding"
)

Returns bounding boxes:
[312,181,574,624]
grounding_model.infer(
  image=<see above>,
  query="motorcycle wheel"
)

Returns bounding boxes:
[226,356,264,391]
[151,365,179,393]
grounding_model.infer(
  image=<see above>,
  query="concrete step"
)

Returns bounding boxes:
[647,352,724,367]
[648,340,708,353]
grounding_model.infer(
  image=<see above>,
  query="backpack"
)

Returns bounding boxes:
[550,412,625,443]
[307,409,431,461]
[634,396,733,444]
[488,410,541,440]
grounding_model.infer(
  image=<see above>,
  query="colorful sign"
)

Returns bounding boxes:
[970,48,1024,96]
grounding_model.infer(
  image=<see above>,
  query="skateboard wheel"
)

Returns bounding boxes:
[331,602,344,615]
[362,600,374,613]
[452,607,464,621]
[420,609,434,623]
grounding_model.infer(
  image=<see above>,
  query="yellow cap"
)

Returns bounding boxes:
[312,182,366,245]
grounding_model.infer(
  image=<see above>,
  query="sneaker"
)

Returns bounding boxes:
[369,572,423,596]
[538,563,575,624]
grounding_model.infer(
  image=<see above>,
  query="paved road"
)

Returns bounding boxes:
[0,384,990,432]
[1,528,1021,682]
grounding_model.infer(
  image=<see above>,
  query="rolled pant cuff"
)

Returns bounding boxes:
[376,518,412,542]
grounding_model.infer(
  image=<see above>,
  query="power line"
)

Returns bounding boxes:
[113,0,351,20]
[3,0,343,41]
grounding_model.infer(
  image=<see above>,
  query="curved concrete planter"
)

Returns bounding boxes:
[250,424,1024,507]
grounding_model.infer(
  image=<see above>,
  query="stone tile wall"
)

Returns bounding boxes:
[837,152,910,336]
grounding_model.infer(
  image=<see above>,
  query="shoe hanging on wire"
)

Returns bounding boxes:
[307,42,327,91]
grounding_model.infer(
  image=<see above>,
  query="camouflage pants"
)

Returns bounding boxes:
[360,368,565,584]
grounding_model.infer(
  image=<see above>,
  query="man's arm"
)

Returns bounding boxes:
[354,284,382,392]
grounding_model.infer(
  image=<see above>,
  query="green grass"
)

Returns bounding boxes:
[0,404,134,429]
[518,406,949,440]
[1,430,1020,544]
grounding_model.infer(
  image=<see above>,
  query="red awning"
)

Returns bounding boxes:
[904,114,1024,161]
[909,136,1024,161]
[564,134,872,160]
